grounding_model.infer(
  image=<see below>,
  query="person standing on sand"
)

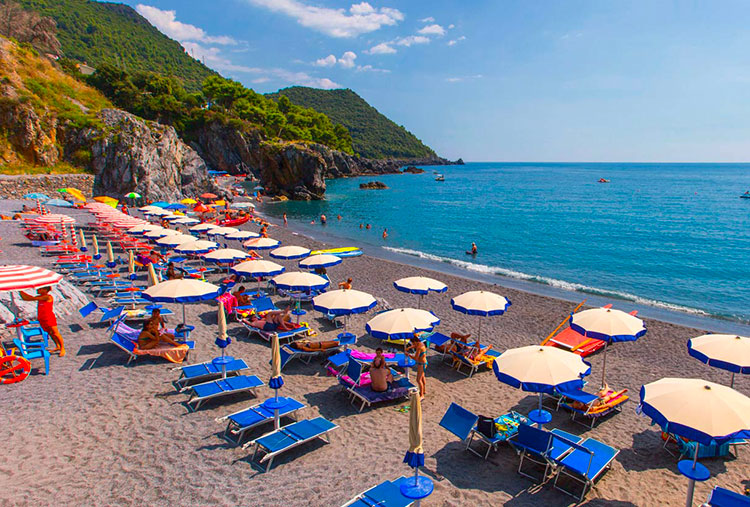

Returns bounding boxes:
[19,287,65,356]
[405,334,427,399]
[283,213,287,226]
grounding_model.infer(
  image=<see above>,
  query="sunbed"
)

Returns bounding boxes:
[235,296,279,316]
[173,358,251,390]
[341,476,413,507]
[508,424,584,483]
[185,375,265,412]
[340,358,416,412]
[544,305,638,357]
[242,320,313,344]
[703,486,750,506]
[552,436,619,502]
[109,317,192,364]
[439,402,529,459]
[246,416,338,472]
[557,387,629,428]
[216,397,305,445]
[450,342,502,377]
[327,349,408,370]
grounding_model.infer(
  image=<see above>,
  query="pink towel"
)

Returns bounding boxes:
[349,349,396,362]
[217,293,238,314]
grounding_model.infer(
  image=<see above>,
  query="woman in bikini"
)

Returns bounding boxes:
[406,334,428,399]
[138,309,179,350]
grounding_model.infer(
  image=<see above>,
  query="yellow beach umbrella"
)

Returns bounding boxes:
[106,241,114,264]
[180,198,197,205]
[63,187,86,202]
[147,263,159,287]
[78,229,87,251]
[128,250,135,278]
[214,199,226,206]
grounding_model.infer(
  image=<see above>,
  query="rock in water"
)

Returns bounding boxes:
[402,166,425,174]
[359,181,389,190]
[65,109,216,201]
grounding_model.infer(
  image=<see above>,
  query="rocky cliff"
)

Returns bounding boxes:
[66,109,216,201]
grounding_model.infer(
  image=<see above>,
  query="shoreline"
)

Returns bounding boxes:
[258,204,750,335]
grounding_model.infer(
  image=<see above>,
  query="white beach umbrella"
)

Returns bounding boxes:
[147,263,159,287]
[570,307,647,386]
[299,254,342,270]
[189,222,220,233]
[156,234,196,248]
[139,205,163,212]
[232,259,285,294]
[78,229,87,251]
[143,228,170,239]
[639,378,750,506]
[243,237,281,250]
[225,230,260,241]
[208,226,240,238]
[142,278,221,328]
[175,240,219,255]
[271,271,329,292]
[128,250,135,278]
[688,334,750,388]
[365,308,440,341]
[451,290,511,347]
[127,224,160,235]
[394,276,447,308]
[312,289,377,334]
[172,217,200,226]
[203,248,250,263]
[232,202,255,209]
[270,245,311,260]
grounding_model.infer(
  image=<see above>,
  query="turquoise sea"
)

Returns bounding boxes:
[260,163,750,331]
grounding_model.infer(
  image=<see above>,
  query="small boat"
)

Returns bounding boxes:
[217,216,250,227]
[741,191,750,199]
[435,174,445,182]
[310,247,363,258]
[598,178,610,183]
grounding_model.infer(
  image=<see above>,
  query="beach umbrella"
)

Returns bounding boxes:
[147,263,159,287]
[570,307,647,386]
[232,259,285,294]
[23,192,49,201]
[78,229,87,252]
[201,192,218,200]
[193,203,213,213]
[269,334,286,428]
[203,249,250,272]
[395,276,447,308]
[124,192,141,199]
[271,271,329,292]
[232,202,255,209]
[150,202,170,208]
[688,334,750,388]
[213,303,233,379]
[0,265,63,318]
[128,250,135,280]
[189,222,220,233]
[59,187,85,202]
[127,224,160,235]
[139,205,163,213]
[254,186,264,191]
[451,290,511,348]
[400,393,433,506]
[156,234,195,248]
[175,240,219,255]
[225,230,260,241]
[41,199,73,209]
[180,198,197,205]
[144,228,181,239]
[313,289,377,335]
[493,345,590,426]
[92,234,100,259]
[165,203,187,210]
[172,217,200,226]
[299,254,342,270]
[639,378,750,506]
[270,246,311,260]
[213,199,226,206]
[143,278,221,328]
[243,237,281,250]
[366,308,440,341]
[105,241,115,267]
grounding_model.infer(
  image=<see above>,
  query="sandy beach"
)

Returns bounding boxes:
[1,200,748,507]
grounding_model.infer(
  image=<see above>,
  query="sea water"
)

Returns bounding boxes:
[260,163,750,329]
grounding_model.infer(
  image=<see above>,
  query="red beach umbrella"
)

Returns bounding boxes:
[200,193,218,200]
[0,265,63,292]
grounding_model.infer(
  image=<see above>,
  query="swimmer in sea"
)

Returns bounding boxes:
[337,214,342,220]
[320,214,327,225]
[382,228,388,239]
[471,242,478,255]
[359,223,363,229]
[366,224,371,230]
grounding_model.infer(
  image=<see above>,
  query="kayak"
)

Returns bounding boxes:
[217,216,250,227]
[311,247,363,258]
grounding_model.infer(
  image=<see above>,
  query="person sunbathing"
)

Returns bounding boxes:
[233,285,251,306]
[166,262,182,280]
[370,347,393,392]
[138,309,180,350]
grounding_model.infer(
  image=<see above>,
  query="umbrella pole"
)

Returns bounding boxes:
[182,303,187,329]
[601,341,610,388]
[730,372,735,389]
[685,445,700,507]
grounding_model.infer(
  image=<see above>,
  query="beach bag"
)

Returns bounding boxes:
[477,415,495,438]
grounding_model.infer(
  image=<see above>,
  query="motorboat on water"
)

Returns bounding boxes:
[598,178,610,183]
[741,191,750,199]
[435,174,445,182]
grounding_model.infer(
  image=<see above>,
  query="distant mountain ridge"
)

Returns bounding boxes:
[267,87,438,160]
[16,0,216,91]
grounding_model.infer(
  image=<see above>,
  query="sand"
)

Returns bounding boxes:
[1,200,748,507]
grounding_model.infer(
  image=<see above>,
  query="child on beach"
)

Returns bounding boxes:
[19,286,65,356]
[405,335,427,399]
[338,277,353,290]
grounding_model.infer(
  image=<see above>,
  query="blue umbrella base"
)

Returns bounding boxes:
[678,460,710,481]
[400,476,434,500]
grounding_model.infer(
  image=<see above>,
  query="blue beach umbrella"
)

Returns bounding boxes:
[165,203,187,210]
[23,193,49,201]
[150,201,170,208]
[493,345,591,426]
[569,307,646,386]
[46,199,73,208]
[638,378,750,506]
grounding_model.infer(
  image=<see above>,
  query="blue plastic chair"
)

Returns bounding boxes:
[552,436,619,502]
[186,375,264,412]
[13,330,51,375]
[344,477,413,507]
[220,397,305,446]
[248,416,338,472]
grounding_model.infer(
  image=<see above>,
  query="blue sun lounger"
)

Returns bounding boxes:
[552,436,619,501]
[214,397,305,446]
[341,358,416,412]
[279,336,355,370]
[341,476,413,507]
[185,375,265,412]
[242,321,312,344]
[439,403,529,459]
[248,416,338,472]
[173,358,251,390]
[704,486,750,507]
[508,424,584,483]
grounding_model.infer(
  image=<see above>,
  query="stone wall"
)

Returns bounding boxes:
[0,174,94,199]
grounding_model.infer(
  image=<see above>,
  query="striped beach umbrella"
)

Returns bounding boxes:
[0,265,63,292]
[33,213,75,225]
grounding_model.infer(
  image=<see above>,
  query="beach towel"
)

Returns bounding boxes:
[217,292,238,314]
[327,366,373,387]
[349,350,396,362]
[113,321,189,363]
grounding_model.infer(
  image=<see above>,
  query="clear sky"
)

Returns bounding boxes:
[118,0,750,162]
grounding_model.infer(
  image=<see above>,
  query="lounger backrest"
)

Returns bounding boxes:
[517,424,554,455]
[438,403,478,441]
[279,346,293,369]
[101,306,125,324]
[555,436,595,475]
[111,332,136,354]
[346,358,363,384]
[78,301,98,318]
[708,486,750,507]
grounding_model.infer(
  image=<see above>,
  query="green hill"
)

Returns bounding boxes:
[16,0,216,91]
[267,87,437,159]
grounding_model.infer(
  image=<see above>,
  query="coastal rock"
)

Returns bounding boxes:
[0,173,93,200]
[359,181,388,190]
[0,279,89,327]
[65,109,217,201]
[402,166,425,174]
